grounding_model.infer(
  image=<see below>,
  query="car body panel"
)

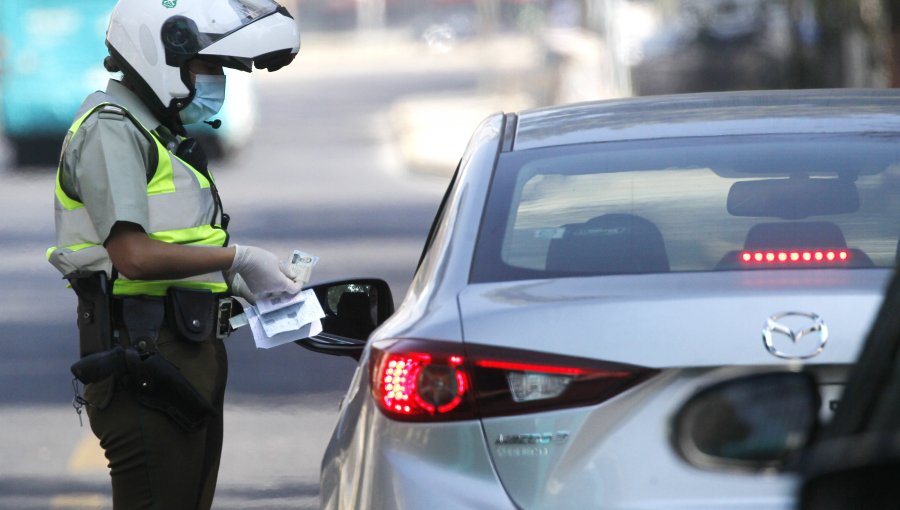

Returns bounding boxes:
[319,89,900,509]
[481,368,800,510]
[458,269,885,508]
[380,113,503,341]
[320,356,515,509]
[513,89,900,151]
[457,269,891,367]
[319,114,508,509]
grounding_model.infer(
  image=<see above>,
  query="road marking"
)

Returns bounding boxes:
[50,494,106,509]
[68,433,106,473]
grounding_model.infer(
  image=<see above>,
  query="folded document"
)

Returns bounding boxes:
[230,289,325,349]
[229,250,325,349]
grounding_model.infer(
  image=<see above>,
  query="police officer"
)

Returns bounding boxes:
[47,1,301,508]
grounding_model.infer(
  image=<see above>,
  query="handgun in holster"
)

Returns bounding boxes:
[68,271,113,358]
[70,295,217,431]
[70,346,216,431]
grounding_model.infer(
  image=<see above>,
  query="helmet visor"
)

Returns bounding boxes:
[162,0,286,69]
[195,0,282,35]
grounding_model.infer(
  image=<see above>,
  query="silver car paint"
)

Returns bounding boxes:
[384,113,504,342]
[481,363,846,510]
[320,114,511,509]
[514,89,900,151]
[457,270,890,367]
[479,369,799,509]
[320,368,515,509]
[319,90,900,509]
[456,270,886,508]
[493,367,811,510]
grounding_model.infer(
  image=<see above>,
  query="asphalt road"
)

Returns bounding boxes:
[0,34,482,509]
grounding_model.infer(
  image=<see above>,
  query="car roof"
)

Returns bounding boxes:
[512,89,900,151]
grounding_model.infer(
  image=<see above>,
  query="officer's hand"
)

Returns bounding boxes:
[226,272,256,304]
[228,245,302,301]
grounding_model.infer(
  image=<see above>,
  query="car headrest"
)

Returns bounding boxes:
[744,222,847,250]
[546,214,670,274]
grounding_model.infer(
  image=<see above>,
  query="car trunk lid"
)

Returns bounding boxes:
[457,270,889,368]
[457,270,888,509]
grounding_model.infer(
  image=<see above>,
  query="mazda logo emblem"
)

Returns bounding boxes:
[762,311,828,359]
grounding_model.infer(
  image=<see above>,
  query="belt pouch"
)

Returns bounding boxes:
[166,287,215,343]
[68,271,112,358]
[121,296,166,351]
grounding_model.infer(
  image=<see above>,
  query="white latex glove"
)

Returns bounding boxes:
[228,245,302,302]
[226,272,256,304]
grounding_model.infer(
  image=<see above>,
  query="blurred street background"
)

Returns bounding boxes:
[1,0,899,508]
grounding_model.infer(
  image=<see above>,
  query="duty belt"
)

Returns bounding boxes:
[110,293,235,348]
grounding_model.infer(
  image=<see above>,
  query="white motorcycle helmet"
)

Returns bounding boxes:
[106,0,300,121]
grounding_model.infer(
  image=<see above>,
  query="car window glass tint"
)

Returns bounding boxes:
[472,134,900,282]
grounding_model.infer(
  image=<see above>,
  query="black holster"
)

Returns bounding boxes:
[71,345,217,431]
[70,294,217,431]
[128,350,217,431]
[68,272,113,358]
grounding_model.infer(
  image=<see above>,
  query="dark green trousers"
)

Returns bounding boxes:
[85,325,228,510]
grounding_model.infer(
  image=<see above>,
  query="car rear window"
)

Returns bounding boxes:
[470,134,900,283]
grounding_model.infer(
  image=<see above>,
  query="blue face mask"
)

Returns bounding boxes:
[179,74,226,125]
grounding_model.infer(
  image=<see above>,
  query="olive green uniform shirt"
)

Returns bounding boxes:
[59,79,169,243]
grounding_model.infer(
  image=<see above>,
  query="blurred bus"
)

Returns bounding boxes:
[0,0,256,167]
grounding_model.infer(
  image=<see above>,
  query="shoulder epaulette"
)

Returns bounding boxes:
[97,105,127,120]
[88,102,158,182]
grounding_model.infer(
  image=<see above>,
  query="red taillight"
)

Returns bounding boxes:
[370,339,659,422]
[371,341,477,421]
[739,249,849,266]
[376,351,469,416]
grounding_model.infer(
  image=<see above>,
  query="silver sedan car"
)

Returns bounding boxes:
[297,89,900,509]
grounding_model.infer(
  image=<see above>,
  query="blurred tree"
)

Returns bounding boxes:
[786,0,891,88]
[890,0,900,86]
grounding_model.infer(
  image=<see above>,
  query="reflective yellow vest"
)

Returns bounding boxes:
[48,100,229,296]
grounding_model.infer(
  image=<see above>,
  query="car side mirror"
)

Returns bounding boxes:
[294,278,394,361]
[670,371,821,473]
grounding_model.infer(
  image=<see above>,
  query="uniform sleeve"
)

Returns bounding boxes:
[69,112,154,243]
